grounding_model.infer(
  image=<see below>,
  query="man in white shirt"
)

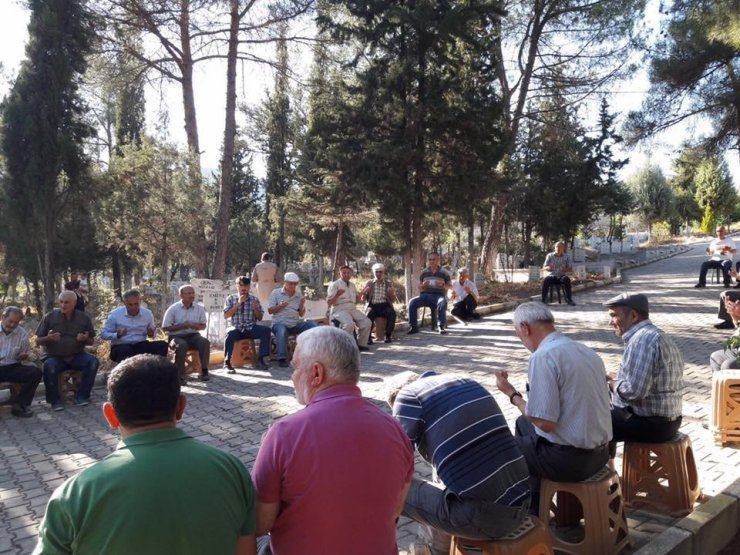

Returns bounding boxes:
[0,306,41,417]
[695,226,736,288]
[162,285,210,382]
[101,290,168,363]
[450,268,480,321]
[327,265,372,351]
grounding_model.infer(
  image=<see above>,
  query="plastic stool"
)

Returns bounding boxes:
[450,515,553,555]
[58,370,82,399]
[711,370,740,445]
[711,266,722,284]
[183,350,202,375]
[420,306,439,330]
[269,335,297,361]
[539,467,630,555]
[622,433,701,516]
[230,339,256,368]
[373,316,388,340]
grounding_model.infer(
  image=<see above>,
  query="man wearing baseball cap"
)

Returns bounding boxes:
[603,293,684,462]
[267,272,317,367]
[360,263,397,343]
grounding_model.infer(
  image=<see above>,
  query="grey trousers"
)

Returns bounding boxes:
[710,348,740,371]
[402,478,528,540]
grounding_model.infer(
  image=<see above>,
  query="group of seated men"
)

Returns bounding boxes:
[31,289,684,554]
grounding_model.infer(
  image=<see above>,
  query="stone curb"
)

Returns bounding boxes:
[635,477,740,554]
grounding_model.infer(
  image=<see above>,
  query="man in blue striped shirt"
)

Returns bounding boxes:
[389,371,530,547]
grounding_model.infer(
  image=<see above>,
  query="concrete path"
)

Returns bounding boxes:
[1,242,738,554]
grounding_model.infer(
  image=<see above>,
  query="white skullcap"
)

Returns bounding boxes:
[283,272,300,283]
[372,263,385,272]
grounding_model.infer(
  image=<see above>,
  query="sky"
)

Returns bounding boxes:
[0,0,737,185]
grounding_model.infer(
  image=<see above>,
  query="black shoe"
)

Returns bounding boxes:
[200,371,210,382]
[180,377,188,385]
[472,313,481,320]
[11,405,33,418]
[224,361,236,374]
[694,283,706,288]
[714,321,735,329]
[734,283,740,288]
[367,337,374,345]
[408,327,420,335]
[278,359,290,368]
[566,299,576,306]
[358,345,370,352]
[384,336,392,343]
[438,327,447,335]
[74,397,90,407]
[255,357,269,370]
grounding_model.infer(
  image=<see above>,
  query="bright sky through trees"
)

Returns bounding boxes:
[0,0,736,184]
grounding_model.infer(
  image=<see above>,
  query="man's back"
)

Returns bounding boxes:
[36,428,255,555]
[394,373,529,505]
[252,384,413,555]
[527,332,612,449]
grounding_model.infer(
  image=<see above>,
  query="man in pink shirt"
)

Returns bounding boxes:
[252,326,413,555]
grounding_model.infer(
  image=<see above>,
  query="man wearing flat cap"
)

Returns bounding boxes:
[603,293,684,462]
[268,272,317,367]
[360,263,397,343]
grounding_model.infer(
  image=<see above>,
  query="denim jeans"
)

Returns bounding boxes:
[271,321,317,360]
[408,293,447,328]
[42,353,100,404]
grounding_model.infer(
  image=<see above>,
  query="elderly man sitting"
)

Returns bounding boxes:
[695,225,736,288]
[541,241,575,306]
[360,263,397,344]
[267,272,317,367]
[450,267,480,321]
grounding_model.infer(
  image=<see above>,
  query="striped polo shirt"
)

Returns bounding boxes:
[393,372,529,506]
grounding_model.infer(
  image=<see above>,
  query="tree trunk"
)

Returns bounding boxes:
[467,210,475,276]
[178,0,209,277]
[112,249,122,300]
[211,0,239,280]
[43,214,56,311]
[332,220,345,279]
[480,193,508,280]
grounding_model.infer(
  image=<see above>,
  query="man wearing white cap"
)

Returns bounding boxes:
[360,263,397,343]
[268,272,317,367]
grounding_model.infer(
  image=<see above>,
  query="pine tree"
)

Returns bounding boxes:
[1,0,95,309]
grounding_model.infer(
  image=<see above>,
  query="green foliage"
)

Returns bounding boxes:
[315,0,509,259]
[625,0,740,154]
[98,139,204,287]
[700,205,717,235]
[627,162,674,233]
[0,0,97,307]
[694,157,737,226]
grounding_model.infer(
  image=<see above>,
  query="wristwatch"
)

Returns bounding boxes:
[509,390,523,405]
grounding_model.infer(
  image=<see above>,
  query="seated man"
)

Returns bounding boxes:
[360,263,397,343]
[388,371,529,548]
[101,289,168,363]
[695,225,736,288]
[603,293,684,461]
[223,276,272,372]
[252,326,413,555]
[714,288,740,329]
[450,267,480,321]
[0,306,42,417]
[36,291,100,411]
[268,272,317,368]
[327,265,372,351]
[541,241,575,306]
[162,284,210,382]
[408,252,451,335]
[34,355,257,554]
[712,294,740,370]
[495,302,612,513]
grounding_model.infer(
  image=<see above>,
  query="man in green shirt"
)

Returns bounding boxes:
[34,355,257,555]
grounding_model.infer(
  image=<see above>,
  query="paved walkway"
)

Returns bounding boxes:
[2,243,738,554]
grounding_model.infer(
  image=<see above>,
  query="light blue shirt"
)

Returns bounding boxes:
[268,288,305,327]
[101,307,156,345]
